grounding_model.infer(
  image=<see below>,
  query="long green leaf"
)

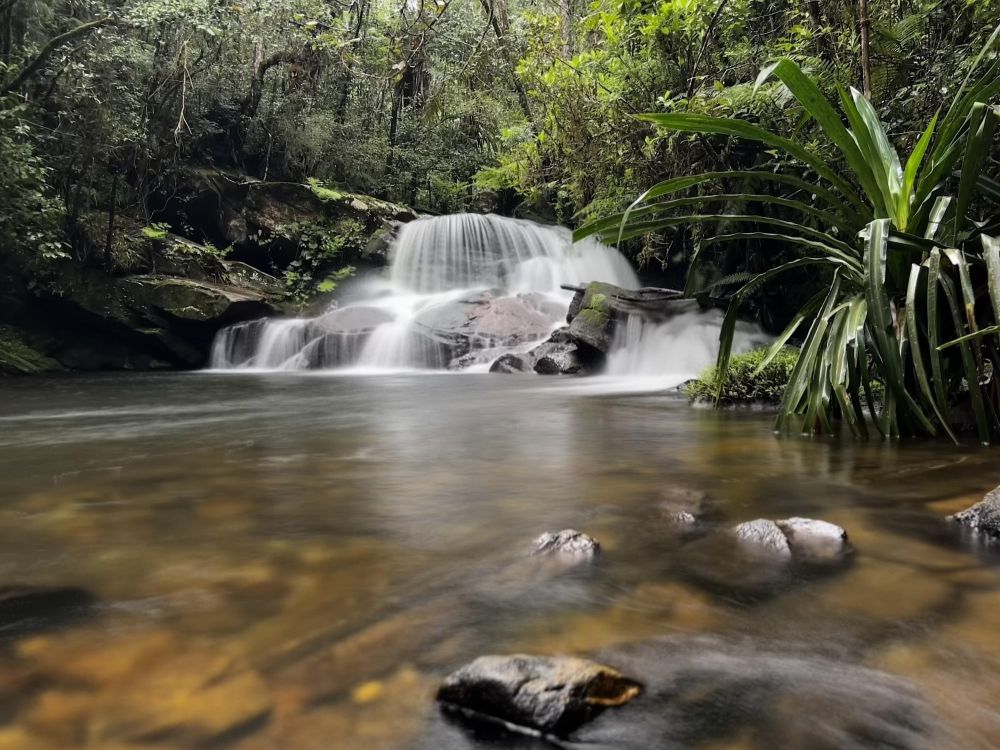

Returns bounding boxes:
[637,113,868,214]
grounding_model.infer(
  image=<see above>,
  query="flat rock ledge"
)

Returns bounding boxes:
[533,529,601,557]
[948,487,1000,538]
[733,517,850,563]
[437,654,641,736]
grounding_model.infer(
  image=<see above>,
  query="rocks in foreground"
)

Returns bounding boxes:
[533,529,601,557]
[734,517,850,563]
[437,654,641,736]
[948,487,1000,538]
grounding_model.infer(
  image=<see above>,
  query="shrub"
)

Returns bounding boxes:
[686,346,799,404]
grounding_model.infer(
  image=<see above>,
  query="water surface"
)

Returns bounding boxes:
[1,373,999,749]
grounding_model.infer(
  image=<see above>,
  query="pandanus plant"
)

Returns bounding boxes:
[576,28,1000,443]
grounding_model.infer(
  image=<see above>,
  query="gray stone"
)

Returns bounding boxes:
[777,517,850,561]
[733,519,793,559]
[436,654,641,736]
[489,353,534,374]
[533,529,601,557]
[949,487,1000,537]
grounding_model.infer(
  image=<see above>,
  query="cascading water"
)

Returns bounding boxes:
[603,303,770,386]
[210,213,640,371]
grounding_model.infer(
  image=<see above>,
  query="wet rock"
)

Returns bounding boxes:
[948,487,1000,538]
[658,487,712,526]
[423,637,928,749]
[414,292,558,365]
[733,518,850,563]
[531,328,590,375]
[533,529,601,557]
[776,517,850,562]
[733,520,793,559]
[489,353,533,373]
[436,654,641,736]
[0,586,94,635]
[567,282,618,354]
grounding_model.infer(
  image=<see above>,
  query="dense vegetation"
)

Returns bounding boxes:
[2,0,1000,439]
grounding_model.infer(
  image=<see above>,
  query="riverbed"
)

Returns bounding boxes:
[1,373,999,749]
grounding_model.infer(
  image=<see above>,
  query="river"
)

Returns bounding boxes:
[1,372,999,748]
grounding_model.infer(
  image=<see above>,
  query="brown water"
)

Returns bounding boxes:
[1,373,999,749]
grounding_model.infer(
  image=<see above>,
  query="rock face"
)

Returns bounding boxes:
[487,327,594,375]
[949,487,1000,538]
[533,529,601,557]
[733,519,795,559]
[436,655,641,736]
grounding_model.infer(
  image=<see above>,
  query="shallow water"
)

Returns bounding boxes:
[1,373,999,749]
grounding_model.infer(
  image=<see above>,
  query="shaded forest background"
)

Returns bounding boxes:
[2,0,998,300]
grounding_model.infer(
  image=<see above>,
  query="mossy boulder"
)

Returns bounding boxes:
[685,346,799,405]
[566,282,619,354]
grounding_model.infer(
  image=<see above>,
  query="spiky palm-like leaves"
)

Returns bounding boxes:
[576,28,1000,442]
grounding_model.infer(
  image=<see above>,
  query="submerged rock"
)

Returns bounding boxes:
[0,586,94,634]
[488,353,533,374]
[948,487,1000,538]
[533,530,601,557]
[658,487,712,527]
[436,654,641,736]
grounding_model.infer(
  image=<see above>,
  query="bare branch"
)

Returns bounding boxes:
[2,17,114,95]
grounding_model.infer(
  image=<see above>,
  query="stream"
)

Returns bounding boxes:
[1,372,1000,748]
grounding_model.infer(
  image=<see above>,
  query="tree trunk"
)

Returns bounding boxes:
[385,82,403,171]
[1,17,113,95]
[336,0,370,123]
[478,0,533,122]
[858,0,873,98]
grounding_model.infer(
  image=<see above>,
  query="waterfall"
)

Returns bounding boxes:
[210,213,639,371]
[601,302,771,390]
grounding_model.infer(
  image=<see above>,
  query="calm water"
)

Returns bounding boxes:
[1,373,999,749]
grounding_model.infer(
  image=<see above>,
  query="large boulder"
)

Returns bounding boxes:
[948,487,1000,538]
[437,655,641,736]
[414,292,561,366]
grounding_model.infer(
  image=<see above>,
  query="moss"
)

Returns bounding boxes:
[576,307,609,327]
[0,326,61,375]
[685,346,799,405]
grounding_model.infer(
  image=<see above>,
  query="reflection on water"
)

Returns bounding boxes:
[0,373,999,749]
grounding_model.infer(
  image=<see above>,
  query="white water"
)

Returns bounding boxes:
[209,212,767,382]
[211,213,639,371]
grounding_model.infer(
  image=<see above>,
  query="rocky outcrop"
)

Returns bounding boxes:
[948,487,1000,538]
[500,282,686,375]
[533,529,601,557]
[162,169,418,271]
[40,264,284,369]
[488,327,595,375]
[412,291,563,368]
[437,655,641,736]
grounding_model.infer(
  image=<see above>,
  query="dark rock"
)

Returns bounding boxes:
[436,654,641,736]
[0,326,61,376]
[422,636,928,750]
[0,586,94,634]
[533,529,601,557]
[948,487,1000,538]
[532,328,590,375]
[489,353,534,373]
